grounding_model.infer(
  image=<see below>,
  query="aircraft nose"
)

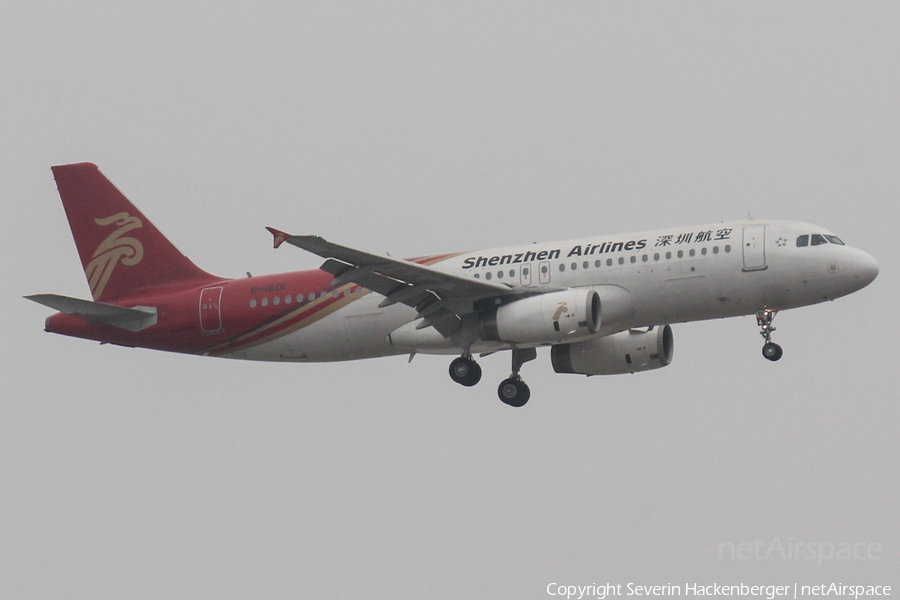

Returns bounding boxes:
[854,250,879,289]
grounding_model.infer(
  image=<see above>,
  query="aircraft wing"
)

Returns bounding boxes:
[267,228,528,336]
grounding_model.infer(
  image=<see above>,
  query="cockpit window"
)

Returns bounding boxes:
[811,234,828,246]
[796,235,809,247]
[825,235,845,245]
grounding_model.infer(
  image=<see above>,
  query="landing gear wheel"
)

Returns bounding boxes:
[498,378,530,407]
[756,309,783,362]
[449,356,482,387]
[762,342,783,362]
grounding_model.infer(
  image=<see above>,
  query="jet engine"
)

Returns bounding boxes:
[551,325,674,375]
[480,288,600,345]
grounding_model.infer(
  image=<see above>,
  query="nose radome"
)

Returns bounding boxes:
[855,250,879,288]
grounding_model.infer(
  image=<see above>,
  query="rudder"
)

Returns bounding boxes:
[52,163,220,301]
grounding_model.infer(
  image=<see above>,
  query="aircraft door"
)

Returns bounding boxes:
[539,261,551,284]
[742,225,767,271]
[200,286,224,333]
[521,263,533,286]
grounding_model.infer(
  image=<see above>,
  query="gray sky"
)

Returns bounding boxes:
[2,2,897,598]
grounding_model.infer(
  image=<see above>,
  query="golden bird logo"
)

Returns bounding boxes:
[552,302,569,322]
[85,212,144,300]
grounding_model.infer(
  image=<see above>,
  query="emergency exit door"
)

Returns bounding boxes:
[520,263,533,286]
[539,261,551,284]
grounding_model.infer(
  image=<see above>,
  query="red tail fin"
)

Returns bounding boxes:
[52,163,220,301]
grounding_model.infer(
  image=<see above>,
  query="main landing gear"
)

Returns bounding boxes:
[756,308,784,362]
[448,347,537,407]
[449,355,482,387]
[498,348,537,408]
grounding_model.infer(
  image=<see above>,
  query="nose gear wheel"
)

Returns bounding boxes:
[762,341,783,361]
[756,309,783,362]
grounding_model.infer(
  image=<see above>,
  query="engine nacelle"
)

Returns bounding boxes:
[551,325,674,375]
[480,288,600,345]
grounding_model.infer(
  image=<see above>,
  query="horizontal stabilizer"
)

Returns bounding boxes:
[26,294,157,332]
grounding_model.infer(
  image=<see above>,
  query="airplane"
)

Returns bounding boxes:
[27,163,879,407]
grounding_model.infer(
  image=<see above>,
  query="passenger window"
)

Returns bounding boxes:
[571,262,577,270]
[497,270,503,279]
[297,293,304,302]
[713,246,719,254]
[630,256,636,263]
[618,257,625,265]
[485,272,492,280]
[607,259,613,266]
[642,255,648,262]
[594,260,601,268]
[474,273,480,279]
[825,235,845,245]
[796,235,809,247]
[666,251,672,259]
[509,270,515,277]
[725,245,731,253]
[677,250,683,258]
[583,261,589,269]
[273,296,280,305]
[811,234,828,246]
[559,264,565,272]
[262,298,268,306]
[701,247,707,255]
[689,249,695,257]
[250,299,257,308]
[654,253,660,261]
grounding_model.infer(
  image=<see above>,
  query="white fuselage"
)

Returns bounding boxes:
[228,220,878,363]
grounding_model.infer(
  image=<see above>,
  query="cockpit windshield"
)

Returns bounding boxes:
[797,234,845,247]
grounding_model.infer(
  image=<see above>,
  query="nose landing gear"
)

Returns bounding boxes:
[756,309,783,361]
